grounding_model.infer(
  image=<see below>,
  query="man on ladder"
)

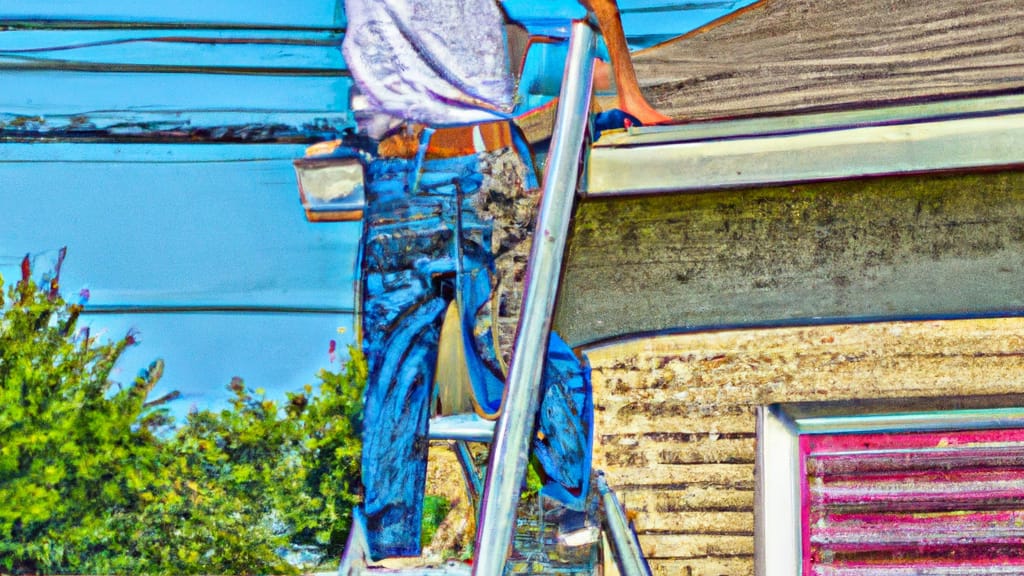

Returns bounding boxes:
[319,0,667,570]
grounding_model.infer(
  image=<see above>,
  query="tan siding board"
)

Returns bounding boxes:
[638,533,754,559]
[649,557,754,576]
[620,487,755,514]
[633,510,753,535]
[596,410,757,436]
[598,437,755,467]
[589,321,1024,406]
[599,463,755,491]
[597,355,1024,407]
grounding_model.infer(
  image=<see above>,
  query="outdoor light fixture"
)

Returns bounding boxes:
[293,151,366,222]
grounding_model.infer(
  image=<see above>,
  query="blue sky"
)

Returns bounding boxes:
[0,143,359,421]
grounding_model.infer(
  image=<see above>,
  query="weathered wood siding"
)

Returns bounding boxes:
[633,0,1024,120]
[586,317,1024,575]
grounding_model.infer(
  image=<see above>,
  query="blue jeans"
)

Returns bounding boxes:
[359,137,592,559]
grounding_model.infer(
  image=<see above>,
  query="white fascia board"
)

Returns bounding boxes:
[587,96,1024,196]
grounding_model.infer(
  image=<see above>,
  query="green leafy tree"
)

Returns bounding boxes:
[0,253,167,573]
[0,255,365,574]
[274,359,366,557]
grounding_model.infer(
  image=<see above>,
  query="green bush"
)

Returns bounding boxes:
[420,495,451,549]
[0,256,365,574]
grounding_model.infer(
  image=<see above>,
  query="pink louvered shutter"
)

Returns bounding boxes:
[802,428,1024,575]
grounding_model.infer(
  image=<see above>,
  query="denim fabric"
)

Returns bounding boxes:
[359,142,592,559]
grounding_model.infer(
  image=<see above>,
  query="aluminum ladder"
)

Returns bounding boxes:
[339,18,650,576]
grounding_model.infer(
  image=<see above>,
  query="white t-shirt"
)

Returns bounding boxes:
[343,0,515,130]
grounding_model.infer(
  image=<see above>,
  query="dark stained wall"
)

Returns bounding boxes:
[557,170,1024,347]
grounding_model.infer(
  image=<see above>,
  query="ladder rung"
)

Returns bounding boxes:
[353,564,470,575]
[428,413,495,442]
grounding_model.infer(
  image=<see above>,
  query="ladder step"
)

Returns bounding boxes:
[427,413,495,442]
[352,563,470,575]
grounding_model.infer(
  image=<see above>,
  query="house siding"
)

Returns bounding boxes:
[587,317,1024,575]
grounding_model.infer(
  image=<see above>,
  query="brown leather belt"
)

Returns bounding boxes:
[377,121,516,159]
[304,120,518,161]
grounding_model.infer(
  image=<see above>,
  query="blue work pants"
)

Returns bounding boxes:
[359,141,592,559]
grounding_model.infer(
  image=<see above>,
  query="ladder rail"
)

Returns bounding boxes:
[599,473,654,576]
[472,19,597,576]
